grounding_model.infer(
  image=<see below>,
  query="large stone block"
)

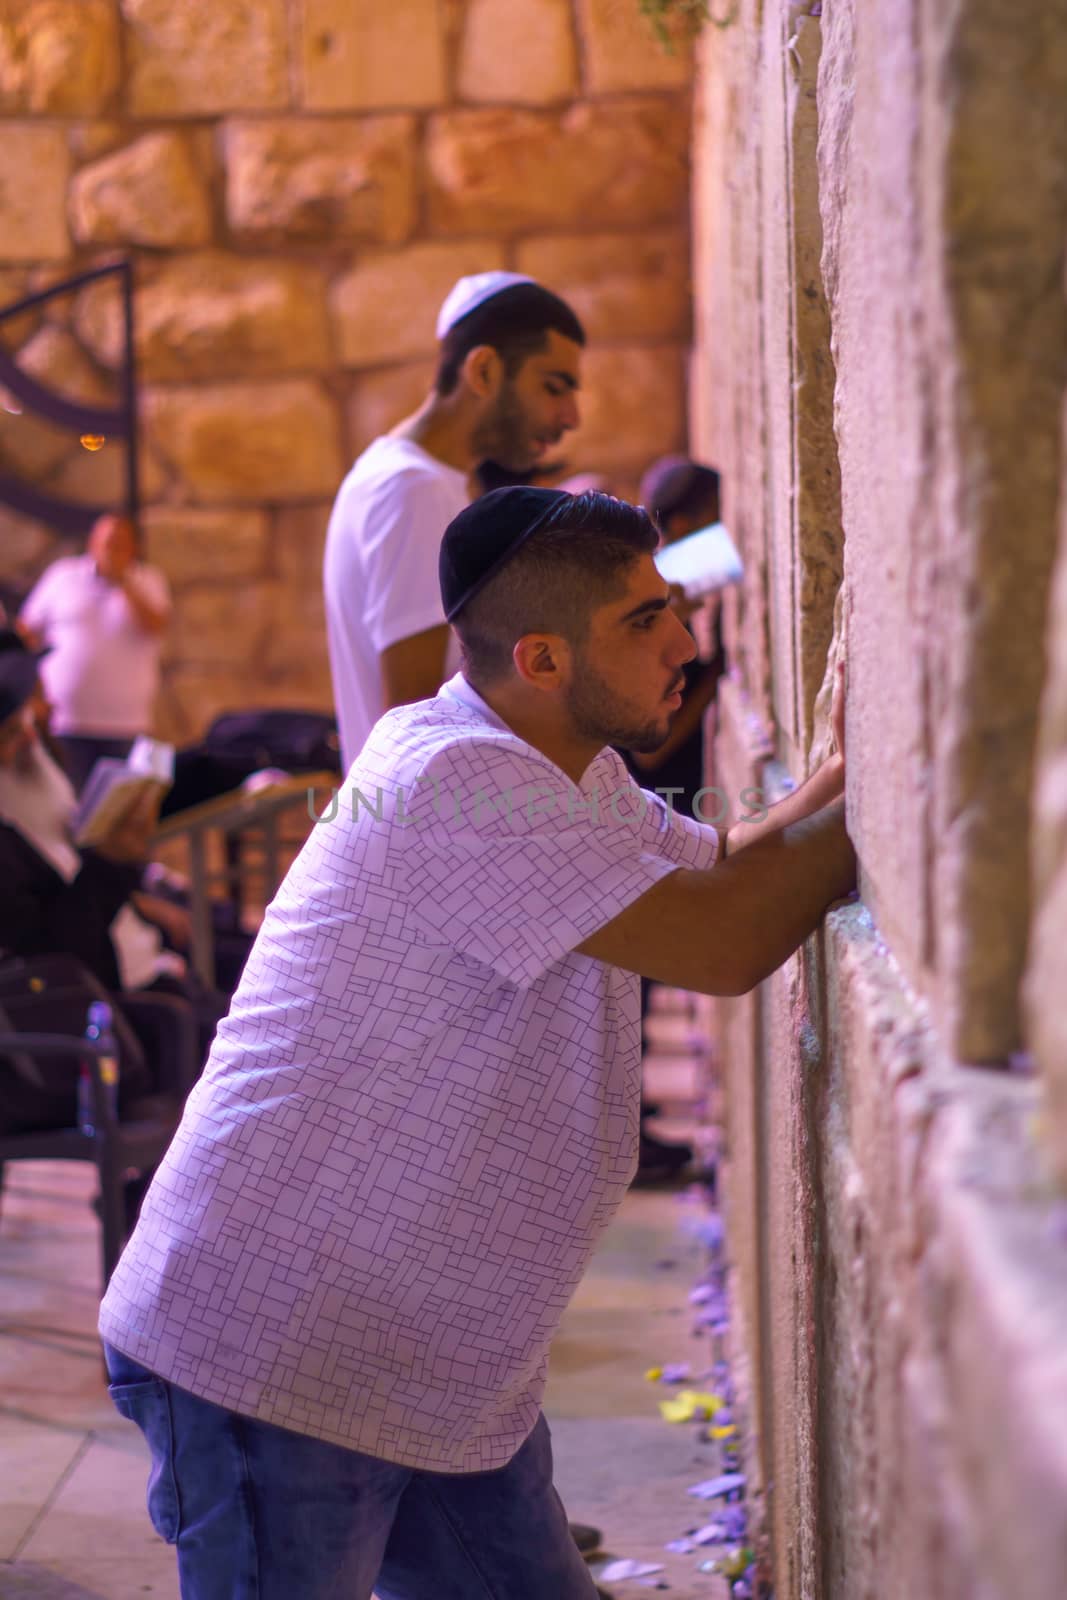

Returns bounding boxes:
[0,324,110,481]
[689,6,772,735]
[574,0,691,94]
[121,0,289,116]
[170,579,287,669]
[426,98,689,233]
[0,269,36,343]
[143,507,270,587]
[0,506,58,585]
[69,120,126,164]
[917,1078,1067,1600]
[712,676,779,1525]
[77,255,331,382]
[0,0,119,114]
[819,0,1067,1059]
[1026,451,1067,1186]
[571,345,685,474]
[345,361,435,458]
[762,959,821,1600]
[301,0,446,111]
[815,0,941,999]
[0,126,69,261]
[819,903,940,1600]
[225,117,417,245]
[516,232,689,343]
[759,9,842,759]
[144,380,343,504]
[927,0,1067,1062]
[268,505,332,684]
[69,132,212,249]
[458,0,578,106]
[330,241,505,369]
[273,503,331,592]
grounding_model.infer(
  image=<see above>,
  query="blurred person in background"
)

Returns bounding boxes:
[18,512,170,792]
[0,630,227,1050]
[324,273,584,771]
[626,457,728,1185]
[629,457,726,810]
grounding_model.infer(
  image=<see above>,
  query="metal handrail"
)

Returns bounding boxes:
[153,772,337,985]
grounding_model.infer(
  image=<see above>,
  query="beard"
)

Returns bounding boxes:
[472,381,543,474]
[565,653,673,753]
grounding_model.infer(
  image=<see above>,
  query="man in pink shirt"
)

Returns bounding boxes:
[19,513,170,791]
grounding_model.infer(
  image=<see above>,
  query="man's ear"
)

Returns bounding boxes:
[512,632,570,693]
[460,343,503,400]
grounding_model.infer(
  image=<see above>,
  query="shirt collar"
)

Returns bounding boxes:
[437,673,611,796]
[438,672,510,733]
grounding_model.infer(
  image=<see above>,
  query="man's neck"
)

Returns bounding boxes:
[391,393,479,476]
[464,675,601,788]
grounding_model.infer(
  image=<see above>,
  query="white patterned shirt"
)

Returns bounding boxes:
[100,675,719,1471]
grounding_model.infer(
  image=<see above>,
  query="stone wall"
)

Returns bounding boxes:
[0,0,692,743]
[692,1,1067,1596]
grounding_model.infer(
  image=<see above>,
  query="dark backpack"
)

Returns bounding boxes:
[202,710,341,774]
[161,709,341,817]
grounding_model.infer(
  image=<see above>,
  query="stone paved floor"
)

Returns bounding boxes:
[0,998,732,1600]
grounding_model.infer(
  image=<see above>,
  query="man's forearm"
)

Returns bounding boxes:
[120,573,168,634]
[713,797,855,990]
[578,796,856,996]
[726,753,844,856]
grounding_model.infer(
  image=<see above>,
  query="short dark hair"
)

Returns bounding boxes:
[641,458,721,530]
[452,491,658,685]
[435,283,586,397]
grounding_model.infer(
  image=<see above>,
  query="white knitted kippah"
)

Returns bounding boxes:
[435,272,536,340]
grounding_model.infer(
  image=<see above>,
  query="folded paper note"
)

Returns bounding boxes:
[653,521,743,598]
[73,736,174,848]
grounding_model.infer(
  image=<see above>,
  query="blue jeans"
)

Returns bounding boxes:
[104,1344,597,1600]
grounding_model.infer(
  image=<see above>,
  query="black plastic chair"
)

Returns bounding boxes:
[0,967,199,1291]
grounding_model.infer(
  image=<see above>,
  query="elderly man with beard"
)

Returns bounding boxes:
[101,489,853,1600]
[324,273,583,771]
[0,628,191,1149]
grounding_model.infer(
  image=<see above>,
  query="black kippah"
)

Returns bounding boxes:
[439,486,571,623]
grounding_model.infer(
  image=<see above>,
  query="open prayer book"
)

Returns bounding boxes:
[653,521,744,599]
[73,736,175,848]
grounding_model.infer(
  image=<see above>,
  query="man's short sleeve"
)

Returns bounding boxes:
[361,470,462,655]
[400,740,718,989]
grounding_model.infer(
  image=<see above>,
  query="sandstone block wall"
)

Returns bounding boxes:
[692,1,1067,1594]
[0,0,692,743]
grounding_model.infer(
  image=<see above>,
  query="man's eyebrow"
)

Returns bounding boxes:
[618,596,668,624]
[546,369,580,391]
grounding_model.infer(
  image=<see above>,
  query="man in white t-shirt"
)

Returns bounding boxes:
[324,272,584,769]
[100,488,853,1599]
[19,513,170,791]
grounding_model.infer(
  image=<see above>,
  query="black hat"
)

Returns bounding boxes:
[0,629,41,724]
[440,486,572,623]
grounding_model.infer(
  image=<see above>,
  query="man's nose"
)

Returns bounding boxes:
[670,614,698,664]
[560,393,579,433]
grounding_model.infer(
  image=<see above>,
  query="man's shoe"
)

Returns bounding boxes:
[570,1522,602,1555]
